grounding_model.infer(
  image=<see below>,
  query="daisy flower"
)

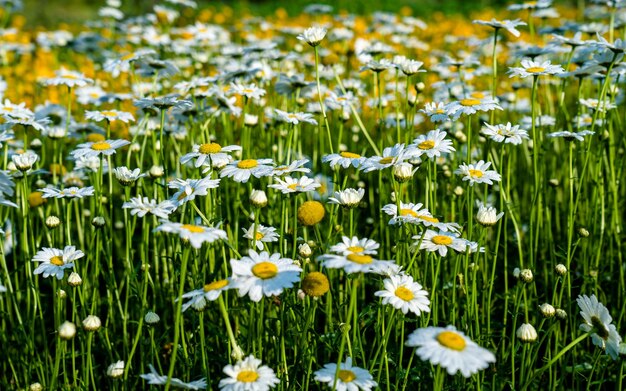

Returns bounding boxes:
[12,151,38,171]
[273,109,318,125]
[219,355,279,391]
[406,325,496,377]
[242,223,279,251]
[180,142,241,169]
[220,158,275,183]
[42,69,93,88]
[40,186,95,199]
[297,26,327,47]
[411,129,456,159]
[317,252,397,275]
[85,110,135,123]
[446,97,502,120]
[314,357,377,391]
[329,236,379,256]
[230,250,302,302]
[472,18,527,37]
[481,122,528,145]
[361,143,416,172]
[122,197,176,219]
[70,139,130,159]
[154,222,227,249]
[322,151,366,169]
[414,229,470,257]
[420,102,450,123]
[140,365,206,390]
[179,278,233,312]
[547,130,594,142]
[272,159,311,176]
[577,294,622,360]
[268,176,320,194]
[455,160,501,186]
[33,246,84,280]
[230,83,266,100]
[375,274,431,316]
[112,166,145,186]
[382,202,427,225]
[168,176,220,207]
[328,188,365,208]
[508,58,564,78]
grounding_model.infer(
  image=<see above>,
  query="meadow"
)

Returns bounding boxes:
[0,0,625,390]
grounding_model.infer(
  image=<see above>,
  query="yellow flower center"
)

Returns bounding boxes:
[468,169,483,178]
[237,159,258,169]
[122,53,135,61]
[50,256,64,266]
[346,254,373,264]
[91,141,111,151]
[435,109,445,114]
[379,157,394,164]
[101,111,117,117]
[418,140,435,150]
[252,261,278,279]
[460,98,481,106]
[203,279,229,292]
[236,370,259,383]
[255,232,265,240]
[432,235,453,245]
[417,214,439,223]
[181,224,205,233]
[395,286,414,301]
[63,74,79,80]
[526,66,545,73]
[199,143,222,154]
[338,369,356,383]
[437,331,466,351]
[288,183,298,191]
[340,152,361,159]
[346,246,365,253]
[4,107,13,112]
[400,208,418,217]
[471,91,485,99]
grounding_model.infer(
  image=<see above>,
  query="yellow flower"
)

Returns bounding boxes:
[297,201,325,226]
[301,272,330,297]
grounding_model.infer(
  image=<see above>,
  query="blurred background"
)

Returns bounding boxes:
[22,0,518,28]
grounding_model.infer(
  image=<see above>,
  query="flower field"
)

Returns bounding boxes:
[1,0,625,389]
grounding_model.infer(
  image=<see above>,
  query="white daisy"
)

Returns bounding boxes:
[317,252,397,275]
[272,159,311,176]
[154,222,227,249]
[297,26,327,47]
[122,197,176,219]
[230,250,302,302]
[454,160,501,186]
[413,229,469,257]
[85,110,135,123]
[33,246,84,280]
[112,166,145,186]
[179,279,233,312]
[420,102,450,123]
[180,142,241,169]
[140,365,206,390]
[375,274,430,316]
[242,223,279,251]
[40,186,95,199]
[329,236,380,256]
[446,97,502,121]
[220,158,275,183]
[481,122,529,145]
[322,151,366,169]
[273,109,318,125]
[268,176,320,194]
[577,294,622,360]
[508,58,564,78]
[406,325,496,377]
[314,357,377,391]
[328,188,365,208]
[168,176,220,207]
[70,139,130,159]
[219,355,279,391]
[361,144,417,172]
[411,129,455,159]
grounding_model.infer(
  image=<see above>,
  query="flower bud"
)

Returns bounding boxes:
[555,264,567,276]
[145,311,160,325]
[578,227,589,237]
[298,243,312,258]
[149,165,164,178]
[92,216,106,228]
[393,162,414,183]
[107,361,125,379]
[250,189,268,208]
[68,272,82,287]
[58,321,77,340]
[520,269,533,283]
[82,315,102,332]
[46,216,61,229]
[539,303,556,318]
[516,323,538,343]
[555,308,567,320]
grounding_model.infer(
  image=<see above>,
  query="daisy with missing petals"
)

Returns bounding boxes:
[328,188,365,208]
[122,197,175,219]
[508,58,564,78]
[420,102,450,123]
[85,110,135,123]
[220,158,275,183]
[154,222,227,249]
[413,229,469,257]
[375,274,430,316]
[180,142,241,169]
[406,325,496,377]
[329,236,380,256]
[481,122,529,145]
[577,294,622,360]
[141,365,206,390]
[297,26,327,47]
[411,129,455,159]
[446,97,502,121]
[33,246,84,280]
[219,355,279,391]
[455,160,501,186]
[230,250,302,302]
[322,151,366,169]
[242,223,279,251]
[314,357,377,391]
[70,139,130,159]
[40,186,95,199]
[179,278,233,312]
[268,176,320,194]
[272,159,311,176]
